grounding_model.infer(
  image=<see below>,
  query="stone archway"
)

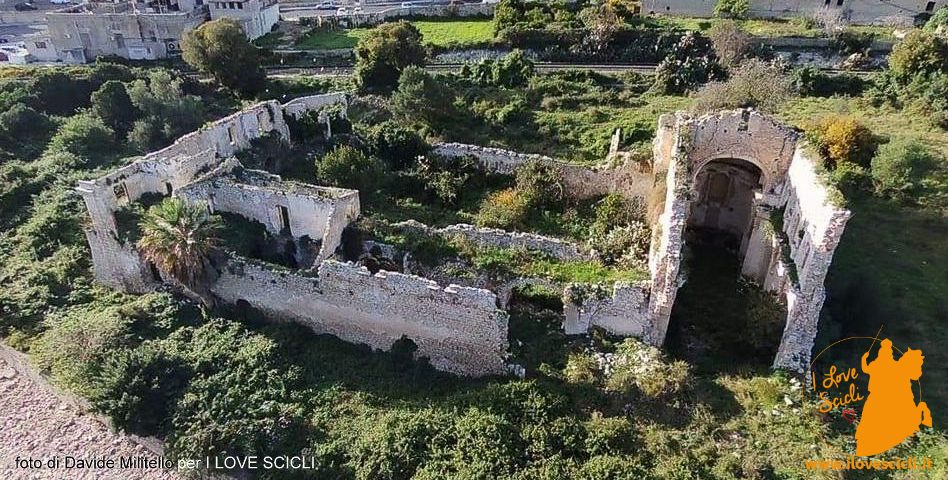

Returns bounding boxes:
[689,157,764,257]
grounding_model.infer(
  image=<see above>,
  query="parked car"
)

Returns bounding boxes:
[50,0,74,4]
[336,6,349,14]
[400,1,415,7]
[315,1,336,9]
[14,2,37,11]
[353,6,363,13]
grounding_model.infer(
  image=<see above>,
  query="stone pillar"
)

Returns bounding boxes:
[741,202,774,283]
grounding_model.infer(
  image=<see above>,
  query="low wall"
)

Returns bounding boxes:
[432,142,653,200]
[395,220,591,261]
[292,3,495,26]
[211,256,509,376]
[641,0,941,25]
[563,282,654,338]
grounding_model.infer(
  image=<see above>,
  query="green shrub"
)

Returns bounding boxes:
[828,161,871,197]
[316,145,386,194]
[30,303,134,398]
[889,30,948,79]
[871,139,940,200]
[0,103,55,159]
[475,187,531,229]
[653,32,722,94]
[584,414,637,456]
[564,352,600,385]
[411,154,486,207]
[924,7,948,32]
[790,66,866,97]
[91,343,191,436]
[91,80,138,134]
[391,67,458,130]
[713,0,750,20]
[365,120,429,170]
[576,454,650,480]
[514,160,566,209]
[44,113,118,166]
[348,409,449,480]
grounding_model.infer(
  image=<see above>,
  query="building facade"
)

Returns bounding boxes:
[41,0,278,64]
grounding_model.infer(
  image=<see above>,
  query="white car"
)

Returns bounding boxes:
[353,6,363,13]
[315,1,336,9]
[400,1,415,7]
[336,6,349,14]
[50,0,74,4]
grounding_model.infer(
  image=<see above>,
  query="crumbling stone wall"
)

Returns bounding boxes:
[432,143,653,200]
[77,94,349,291]
[176,160,360,263]
[395,220,592,261]
[770,148,850,371]
[211,256,509,376]
[563,282,653,338]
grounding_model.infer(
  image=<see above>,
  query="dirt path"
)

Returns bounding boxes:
[0,346,183,480]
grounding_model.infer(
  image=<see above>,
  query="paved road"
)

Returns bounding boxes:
[0,349,182,480]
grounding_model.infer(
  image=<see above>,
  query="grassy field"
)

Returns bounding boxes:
[655,16,898,40]
[295,19,495,50]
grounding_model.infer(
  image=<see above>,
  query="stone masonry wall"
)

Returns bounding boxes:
[772,148,850,371]
[432,143,653,200]
[211,256,508,376]
[395,220,592,261]
[641,0,946,25]
[176,162,360,262]
[563,282,653,338]
[77,94,349,291]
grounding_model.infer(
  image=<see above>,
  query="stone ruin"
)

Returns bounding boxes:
[79,97,848,377]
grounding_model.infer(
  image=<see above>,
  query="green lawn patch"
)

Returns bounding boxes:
[295,19,495,50]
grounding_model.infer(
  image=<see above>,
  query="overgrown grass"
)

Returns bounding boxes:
[655,16,898,40]
[295,19,495,50]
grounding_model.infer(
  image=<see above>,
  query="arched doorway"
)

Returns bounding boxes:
[688,157,763,256]
[669,157,784,369]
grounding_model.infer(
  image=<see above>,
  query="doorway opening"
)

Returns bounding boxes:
[666,158,784,371]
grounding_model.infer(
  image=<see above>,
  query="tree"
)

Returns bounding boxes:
[578,2,622,55]
[0,103,54,159]
[708,20,750,69]
[181,18,266,96]
[808,115,877,169]
[316,145,386,194]
[44,113,117,166]
[391,67,458,129]
[91,80,138,134]
[137,197,220,296]
[692,59,791,113]
[713,0,749,19]
[354,21,426,93]
[889,30,948,79]
[126,69,205,152]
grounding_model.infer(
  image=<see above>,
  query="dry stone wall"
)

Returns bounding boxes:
[211,256,508,376]
[395,220,592,261]
[432,142,653,200]
[641,0,944,25]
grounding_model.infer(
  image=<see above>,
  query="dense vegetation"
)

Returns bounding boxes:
[1,9,948,480]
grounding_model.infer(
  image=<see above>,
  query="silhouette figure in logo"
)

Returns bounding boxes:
[855,338,933,456]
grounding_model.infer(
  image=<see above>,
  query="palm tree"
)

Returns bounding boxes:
[137,197,220,296]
